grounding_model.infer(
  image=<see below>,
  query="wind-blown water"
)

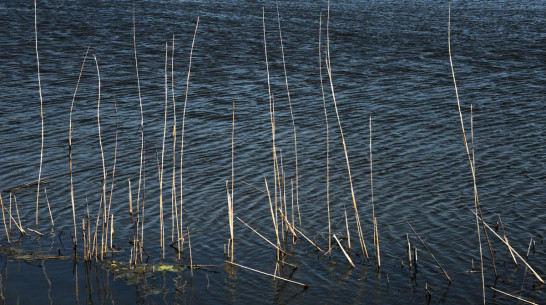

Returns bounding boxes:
[0,0,544,304]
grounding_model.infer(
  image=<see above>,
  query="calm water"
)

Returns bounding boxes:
[0,0,544,303]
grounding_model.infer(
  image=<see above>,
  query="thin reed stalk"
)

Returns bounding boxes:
[93,54,107,260]
[470,105,485,303]
[69,47,90,248]
[180,17,200,252]
[472,212,544,284]
[43,188,54,228]
[227,261,308,287]
[265,177,281,258]
[369,116,379,268]
[333,234,355,268]
[0,193,9,243]
[159,41,169,260]
[237,217,287,255]
[448,0,497,279]
[275,0,301,229]
[34,0,45,228]
[170,35,180,255]
[325,1,367,258]
[226,181,234,262]
[490,287,537,305]
[318,12,331,255]
[133,7,146,263]
[406,219,451,282]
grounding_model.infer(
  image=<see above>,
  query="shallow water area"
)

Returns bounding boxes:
[0,0,544,304]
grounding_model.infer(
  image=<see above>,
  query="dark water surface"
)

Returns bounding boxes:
[0,0,544,303]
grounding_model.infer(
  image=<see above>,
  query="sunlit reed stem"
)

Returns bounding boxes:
[275,1,301,229]
[0,193,9,244]
[159,41,169,260]
[318,12,331,255]
[170,35,180,255]
[325,0,367,258]
[44,188,54,228]
[69,47,89,249]
[180,17,200,252]
[34,0,44,228]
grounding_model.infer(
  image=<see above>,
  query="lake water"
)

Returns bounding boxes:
[0,0,544,304]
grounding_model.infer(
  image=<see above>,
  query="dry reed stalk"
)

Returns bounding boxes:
[276,208,297,242]
[325,1,367,258]
[226,181,234,262]
[3,199,25,235]
[230,101,235,260]
[69,47,90,248]
[405,219,451,282]
[472,212,545,283]
[133,8,146,262]
[318,12,331,255]
[41,188,54,228]
[170,35,180,255]
[448,0,497,279]
[275,1,301,229]
[345,209,351,251]
[490,287,537,305]
[236,217,287,255]
[498,216,517,266]
[292,226,322,252]
[158,41,169,260]
[406,234,412,269]
[104,98,119,252]
[128,179,133,216]
[470,105,485,304]
[93,54,108,260]
[180,17,200,253]
[8,194,11,231]
[187,225,193,277]
[0,193,9,243]
[265,177,282,258]
[227,261,308,287]
[110,214,114,249]
[13,196,22,234]
[369,116,380,268]
[333,234,355,268]
[34,0,45,228]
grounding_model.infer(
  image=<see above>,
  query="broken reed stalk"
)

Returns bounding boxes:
[448,0,497,279]
[34,0,45,228]
[406,233,412,269]
[227,261,308,287]
[275,0,301,229]
[472,212,544,284]
[69,47,90,248]
[498,215,517,266]
[13,196,23,233]
[43,188,54,228]
[0,193,10,243]
[325,1,367,259]
[490,287,538,305]
[345,209,351,251]
[236,217,287,255]
[369,116,380,268]
[133,7,146,263]
[187,225,193,277]
[333,234,355,268]
[292,226,322,252]
[2,200,25,235]
[159,41,169,261]
[170,35,180,256]
[470,104,485,304]
[180,17,200,253]
[318,12,331,253]
[405,219,451,282]
[93,54,108,260]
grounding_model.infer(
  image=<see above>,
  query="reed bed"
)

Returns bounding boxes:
[0,2,542,304]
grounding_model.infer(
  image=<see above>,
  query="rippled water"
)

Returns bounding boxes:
[0,0,544,304]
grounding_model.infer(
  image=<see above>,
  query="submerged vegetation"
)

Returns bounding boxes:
[0,0,543,304]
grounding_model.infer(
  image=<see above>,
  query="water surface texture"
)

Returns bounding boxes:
[0,0,544,304]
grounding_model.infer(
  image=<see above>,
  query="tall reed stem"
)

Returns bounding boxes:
[34,0,45,228]
[325,1,367,258]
